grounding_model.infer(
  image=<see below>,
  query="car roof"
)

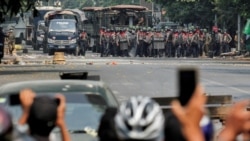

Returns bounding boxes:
[0,80,106,95]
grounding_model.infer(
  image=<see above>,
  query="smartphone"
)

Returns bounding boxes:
[178,67,198,106]
[9,94,20,105]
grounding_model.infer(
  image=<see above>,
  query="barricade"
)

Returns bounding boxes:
[152,94,232,123]
[53,52,65,64]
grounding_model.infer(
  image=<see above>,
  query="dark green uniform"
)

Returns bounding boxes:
[8,30,15,55]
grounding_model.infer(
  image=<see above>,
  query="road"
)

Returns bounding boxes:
[1,47,250,102]
[1,46,250,136]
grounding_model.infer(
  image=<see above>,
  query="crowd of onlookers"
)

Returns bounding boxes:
[0,84,250,141]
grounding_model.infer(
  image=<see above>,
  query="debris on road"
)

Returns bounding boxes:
[86,62,94,65]
[53,52,66,65]
[106,61,117,65]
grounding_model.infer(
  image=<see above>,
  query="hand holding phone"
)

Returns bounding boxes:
[178,67,199,106]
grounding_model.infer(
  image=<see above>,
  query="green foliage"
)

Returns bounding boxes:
[161,0,215,28]
[156,0,250,32]
[0,0,37,23]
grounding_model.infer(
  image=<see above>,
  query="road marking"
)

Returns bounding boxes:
[202,78,250,95]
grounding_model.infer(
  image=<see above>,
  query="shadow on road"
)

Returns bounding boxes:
[0,69,100,75]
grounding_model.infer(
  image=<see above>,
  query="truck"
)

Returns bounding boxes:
[45,19,80,55]
[31,0,62,50]
[82,7,104,52]
[82,5,152,53]
[43,9,86,55]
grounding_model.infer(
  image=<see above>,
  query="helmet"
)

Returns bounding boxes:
[114,96,165,141]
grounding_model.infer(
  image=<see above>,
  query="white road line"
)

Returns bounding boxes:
[202,78,250,95]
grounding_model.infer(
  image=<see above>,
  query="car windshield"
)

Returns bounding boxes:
[49,21,76,32]
[4,92,107,131]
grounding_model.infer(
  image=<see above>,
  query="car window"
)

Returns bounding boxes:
[5,93,108,131]
[49,21,76,32]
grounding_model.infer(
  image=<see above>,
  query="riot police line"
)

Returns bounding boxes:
[97,26,232,58]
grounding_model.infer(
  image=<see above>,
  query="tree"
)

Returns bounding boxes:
[0,0,38,23]
[156,0,215,28]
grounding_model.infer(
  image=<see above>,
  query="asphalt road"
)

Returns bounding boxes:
[1,47,250,102]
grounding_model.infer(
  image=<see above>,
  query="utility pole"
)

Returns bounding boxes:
[237,14,241,51]
[214,14,217,27]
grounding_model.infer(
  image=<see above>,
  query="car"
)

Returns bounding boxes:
[0,72,119,141]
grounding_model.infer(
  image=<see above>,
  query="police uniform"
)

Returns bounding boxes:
[109,29,118,57]
[213,30,223,56]
[204,30,212,56]
[103,29,110,57]
[99,28,105,57]
[118,29,130,57]
[175,31,184,58]
[165,29,173,57]
[186,31,193,57]
[153,29,165,57]
[7,29,15,55]
[136,28,145,57]
[143,28,153,57]
[0,27,7,62]
[79,29,89,56]
[128,28,137,57]
[222,31,232,53]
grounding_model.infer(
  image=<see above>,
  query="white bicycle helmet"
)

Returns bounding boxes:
[115,96,165,140]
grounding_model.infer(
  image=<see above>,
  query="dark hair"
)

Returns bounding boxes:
[27,96,58,137]
[98,107,119,141]
[164,111,187,141]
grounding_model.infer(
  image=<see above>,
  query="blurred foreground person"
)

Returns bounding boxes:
[98,107,119,141]
[171,84,207,141]
[18,89,70,141]
[114,96,165,141]
[0,105,35,141]
[217,100,250,141]
[165,84,213,141]
[0,106,15,141]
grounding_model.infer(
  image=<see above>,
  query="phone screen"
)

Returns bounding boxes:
[178,68,198,106]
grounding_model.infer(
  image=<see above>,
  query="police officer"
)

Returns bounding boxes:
[118,28,130,57]
[128,26,137,57]
[99,27,106,57]
[7,28,15,56]
[222,30,232,53]
[203,29,212,56]
[136,27,144,57]
[144,27,153,57]
[79,29,89,56]
[165,28,173,57]
[191,30,199,57]
[109,28,118,57]
[153,28,165,57]
[103,28,111,57]
[213,29,223,56]
[0,27,8,63]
